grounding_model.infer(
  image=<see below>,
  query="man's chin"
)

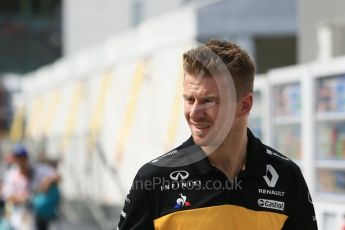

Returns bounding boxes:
[192,133,224,150]
[192,135,212,146]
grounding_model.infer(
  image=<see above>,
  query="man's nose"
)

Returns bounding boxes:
[190,103,206,120]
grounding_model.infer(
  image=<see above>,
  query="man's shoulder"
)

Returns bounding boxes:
[135,136,200,181]
[135,141,191,180]
[261,144,301,175]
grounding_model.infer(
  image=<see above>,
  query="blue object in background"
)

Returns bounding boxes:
[32,184,60,220]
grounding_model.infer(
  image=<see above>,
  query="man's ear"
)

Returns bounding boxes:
[236,93,253,118]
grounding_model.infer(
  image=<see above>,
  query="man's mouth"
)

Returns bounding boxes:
[194,124,209,129]
[191,123,211,134]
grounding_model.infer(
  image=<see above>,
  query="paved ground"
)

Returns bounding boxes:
[51,221,102,230]
[50,217,119,230]
[48,201,120,230]
[0,202,120,229]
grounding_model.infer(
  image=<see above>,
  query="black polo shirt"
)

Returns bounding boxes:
[117,129,318,230]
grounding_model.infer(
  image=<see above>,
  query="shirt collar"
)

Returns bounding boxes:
[243,128,266,176]
[182,128,266,176]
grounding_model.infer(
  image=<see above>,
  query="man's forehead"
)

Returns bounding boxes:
[183,89,219,98]
[182,72,235,99]
[183,80,219,94]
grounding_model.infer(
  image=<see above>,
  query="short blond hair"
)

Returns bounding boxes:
[183,39,256,98]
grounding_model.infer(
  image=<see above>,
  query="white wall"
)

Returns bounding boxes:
[63,0,132,55]
[298,0,345,63]
[62,0,186,55]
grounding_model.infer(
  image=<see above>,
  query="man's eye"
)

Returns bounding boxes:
[185,98,194,103]
[204,100,218,107]
[205,99,217,104]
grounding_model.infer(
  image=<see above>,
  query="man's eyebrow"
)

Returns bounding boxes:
[182,94,219,100]
[183,94,192,99]
[203,96,219,100]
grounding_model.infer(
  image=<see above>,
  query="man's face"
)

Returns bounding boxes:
[14,156,28,169]
[183,73,223,146]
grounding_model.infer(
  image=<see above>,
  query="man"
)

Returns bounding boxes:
[31,155,61,230]
[117,39,318,229]
[2,145,34,229]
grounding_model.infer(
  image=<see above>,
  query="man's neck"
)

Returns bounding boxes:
[206,125,248,181]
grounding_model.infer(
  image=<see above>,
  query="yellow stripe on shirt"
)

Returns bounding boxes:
[154,204,287,230]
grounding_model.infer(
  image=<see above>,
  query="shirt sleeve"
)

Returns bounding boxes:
[282,169,318,230]
[117,172,155,230]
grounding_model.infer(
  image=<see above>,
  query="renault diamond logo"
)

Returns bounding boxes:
[170,170,189,181]
[263,165,279,188]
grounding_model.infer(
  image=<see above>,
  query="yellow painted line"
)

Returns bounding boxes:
[88,71,114,146]
[9,106,25,141]
[164,62,184,150]
[64,82,84,143]
[42,89,61,136]
[26,96,44,138]
[114,60,146,163]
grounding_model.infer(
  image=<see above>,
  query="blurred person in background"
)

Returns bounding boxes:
[0,153,15,202]
[1,145,34,230]
[1,145,60,230]
[0,152,15,229]
[117,39,318,229]
[30,153,61,230]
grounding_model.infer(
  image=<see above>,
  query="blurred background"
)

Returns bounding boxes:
[0,0,345,229]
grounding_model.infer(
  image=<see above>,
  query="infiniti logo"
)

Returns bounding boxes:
[170,170,189,181]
